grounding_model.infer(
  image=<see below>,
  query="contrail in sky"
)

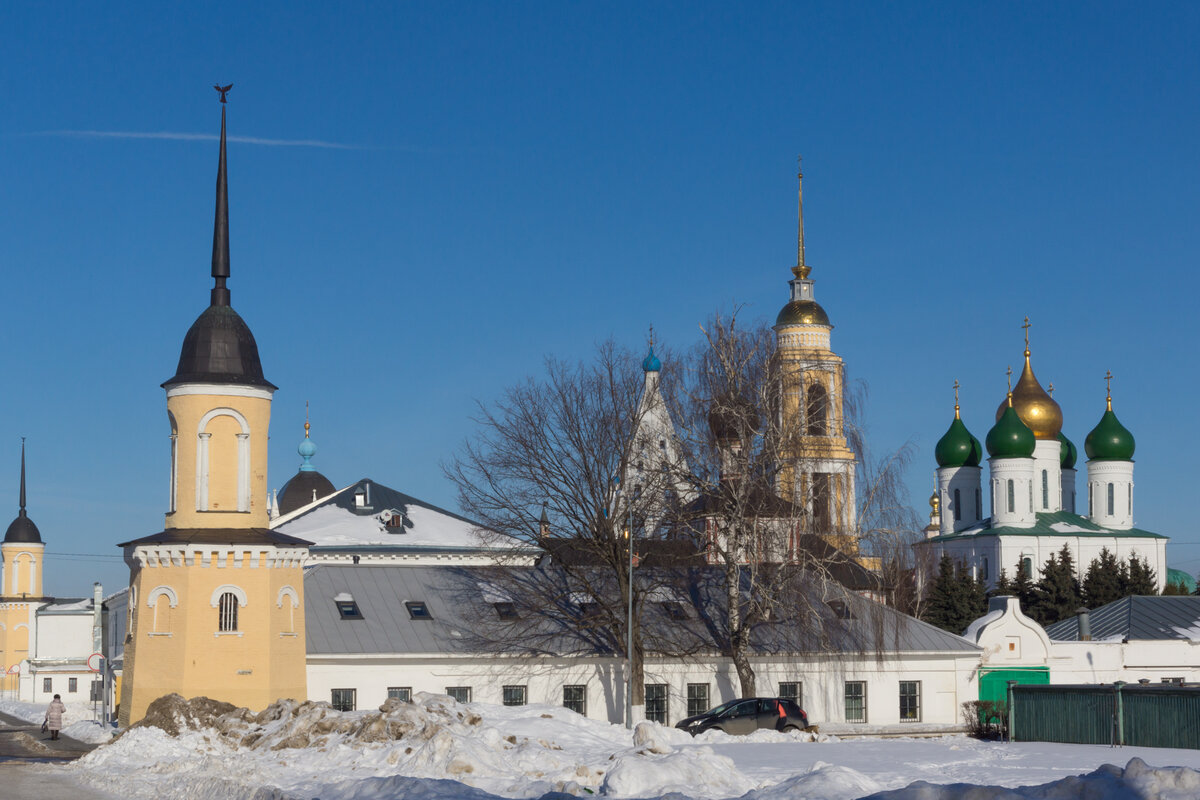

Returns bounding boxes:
[28,130,358,149]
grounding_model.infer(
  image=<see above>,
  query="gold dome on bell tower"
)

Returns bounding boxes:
[994,317,1063,440]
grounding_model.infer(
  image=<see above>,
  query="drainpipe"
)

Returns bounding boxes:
[1006,680,1017,742]
[1076,607,1091,641]
[1113,681,1125,746]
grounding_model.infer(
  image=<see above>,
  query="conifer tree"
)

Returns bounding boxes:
[960,561,989,623]
[1162,579,1189,596]
[922,555,965,633]
[1082,547,1122,608]
[1124,552,1157,596]
[991,568,1011,597]
[1011,558,1036,613]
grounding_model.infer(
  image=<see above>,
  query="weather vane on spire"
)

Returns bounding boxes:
[214,83,233,104]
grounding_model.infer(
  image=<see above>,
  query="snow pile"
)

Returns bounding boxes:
[71,693,758,800]
[861,757,1200,799]
[0,697,115,744]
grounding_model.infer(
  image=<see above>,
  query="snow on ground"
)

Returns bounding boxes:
[40,694,1200,800]
[0,698,115,744]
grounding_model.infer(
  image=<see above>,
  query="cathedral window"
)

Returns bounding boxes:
[1089,484,1093,517]
[953,489,961,521]
[806,384,828,436]
[975,488,981,520]
[1007,480,1014,514]
[1107,483,1114,516]
[812,473,831,531]
[1041,471,1048,509]
[218,592,239,632]
[1028,482,1033,513]
[1128,484,1132,516]
[981,557,989,582]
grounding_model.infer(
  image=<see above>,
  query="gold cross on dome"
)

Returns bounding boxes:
[1105,370,1113,399]
[1006,365,1013,393]
[1048,382,1055,397]
[1022,316,1031,350]
[953,379,960,404]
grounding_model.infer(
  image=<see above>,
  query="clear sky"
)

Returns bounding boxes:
[3,2,1198,595]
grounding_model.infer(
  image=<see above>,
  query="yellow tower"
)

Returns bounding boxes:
[0,440,44,695]
[118,89,309,726]
[773,162,859,554]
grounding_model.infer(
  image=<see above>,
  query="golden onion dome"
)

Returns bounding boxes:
[775,299,831,327]
[995,349,1062,440]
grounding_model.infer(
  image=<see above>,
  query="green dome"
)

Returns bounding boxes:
[986,404,1036,459]
[1085,408,1135,461]
[775,299,830,327]
[1058,432,1078,469]
[935,417,982,468]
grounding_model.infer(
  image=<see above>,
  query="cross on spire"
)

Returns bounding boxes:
[1048,382,1055,397]
[1006,365,1013,404]
[792,155,810,280]
[953,380,960,418]
[304,400,311,439]
[1022,315,1031,354]
[1104,370,1113,411]
[647,324,655,349]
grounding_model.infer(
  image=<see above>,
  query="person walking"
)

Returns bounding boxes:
[44,693,65,741]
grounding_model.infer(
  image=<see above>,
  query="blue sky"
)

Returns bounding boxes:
[3,2,1198,595]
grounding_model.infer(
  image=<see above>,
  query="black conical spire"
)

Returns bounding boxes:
[5,438,41,544]
[211,84,232,307]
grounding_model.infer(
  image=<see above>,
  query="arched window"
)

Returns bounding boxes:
[1041,470,1048,509]
[1007,480,1014,514]
[981,557,989,582]
[168,411,178,514]
[196,408,252,513]
[1127,484,1132,516]
[975,488,981,520]
[1028,482,1033,513]
[1089,484,1093,517]
[1107,483,1114,516]
[953,489,961,521]
[218,592,239,632]
[806,383,828,436]
[1022,557,1032,577]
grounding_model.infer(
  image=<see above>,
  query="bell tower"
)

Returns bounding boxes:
[773,162,858,553]
[119,88,309,726]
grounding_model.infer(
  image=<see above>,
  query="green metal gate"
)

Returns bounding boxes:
[1009,683,1200,749]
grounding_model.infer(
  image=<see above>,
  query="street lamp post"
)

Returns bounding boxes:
[626,499,634,730]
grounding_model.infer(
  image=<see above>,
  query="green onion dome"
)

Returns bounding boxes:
[986,401,1036,459]
[1085,402,1135,461]
[1058,432,1078,469]
[935,416,983,468]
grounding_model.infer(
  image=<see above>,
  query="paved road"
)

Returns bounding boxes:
[0,709,97,760]
[0,761,119,800]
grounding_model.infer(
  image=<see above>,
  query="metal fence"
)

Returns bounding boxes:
[1008,682,1200,749]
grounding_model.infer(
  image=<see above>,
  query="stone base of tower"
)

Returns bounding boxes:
[117,529,309,727]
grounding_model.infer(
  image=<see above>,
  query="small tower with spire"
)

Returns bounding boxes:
[276,405,336,517]
[772,161,858,548]
[119,87,309,728]
[1084,371,1136,530]
[933,381,984,535]
[2,439,45,598]
[986,366,1038,528]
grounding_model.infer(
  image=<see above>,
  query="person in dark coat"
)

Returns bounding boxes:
[44,694,65,740]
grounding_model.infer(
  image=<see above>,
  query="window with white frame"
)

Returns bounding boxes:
[645,684,668,724]
[899,681,920,722]
[218,592,239,632]
[844,681,866,723]
[502,685,527,706]
[43,677,52,693]
[68,677,78,693]
[563,685,586,715]
[686,683,709,717]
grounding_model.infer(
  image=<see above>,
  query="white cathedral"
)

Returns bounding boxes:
[917,327,1167,591]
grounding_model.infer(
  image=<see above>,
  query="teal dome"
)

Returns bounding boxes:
[1058,432,1078,469]
[642,346,661,373]
[298,437,317,461]
[1085,407,1135,461]
[986,403,1036,459]
[935,416,982,468]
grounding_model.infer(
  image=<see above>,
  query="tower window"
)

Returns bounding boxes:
[1028,482,1033,513]
[1107,483,1114,516]
[812,473,832,531]
[1089,484,1093,517]
[1042,470,1048,509]
[806,383,828,436]
[981,557,989,582]
[953,489,961,522]
[1128,484,1132,516]
[218,592,239,632]
[975,488,981,520]
[1007,480,1014,514]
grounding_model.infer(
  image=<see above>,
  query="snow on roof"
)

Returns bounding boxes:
[273,478,532,553]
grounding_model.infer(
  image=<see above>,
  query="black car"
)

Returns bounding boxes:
[675,697,810,736]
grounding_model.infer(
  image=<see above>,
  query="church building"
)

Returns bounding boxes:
[919,326,1166,591]
[117,94,310,726]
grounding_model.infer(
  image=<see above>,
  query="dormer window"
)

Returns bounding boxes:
[406,601,432,620]
[661,602,688,621]
[334,593,363,620]
[355,490,366,508]
[493,602,519,620]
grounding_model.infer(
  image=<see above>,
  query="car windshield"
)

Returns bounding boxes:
[706,700,739,716]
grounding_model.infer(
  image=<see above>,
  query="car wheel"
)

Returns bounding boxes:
[782,725,799,733]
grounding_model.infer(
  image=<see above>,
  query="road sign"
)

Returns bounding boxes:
[87,652,104,672]
[6,664,17,675]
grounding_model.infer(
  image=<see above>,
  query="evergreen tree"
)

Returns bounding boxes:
[1028,547,1082,626]
[1124,553,1158,595]
[1162,579,1189,596]
[991,568,1011,597]
[1082,547,1123,608]
[958,560,989,625]
[922,555,965,633]
[1011,558,1037,613]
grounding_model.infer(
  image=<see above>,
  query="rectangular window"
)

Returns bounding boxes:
[975,488,981,519]
[981,557,989,582]
[446,686,472,703]
[812,473,831,531]
[1089,484,1093,517]
[1007,480,1014,513]
[68,677,78,693]
[1042,470,1048,509]
[406,601,433,620]
[1162,677,1184,685]
[1128,485,1132,516]
[778,681,802,704]
[331,688,356,712]
[1108,483,1114,516]
[645,683,668,724]
[844,681,866,723]
[336,600,363,619]
[502,685,527,706]
[686,683,709,717]
[387,687,412,702]
[899,681,921,722]
[953,488,961,521]
[493,602,519,620]
[563,685,587,715]
[43,677,52,694]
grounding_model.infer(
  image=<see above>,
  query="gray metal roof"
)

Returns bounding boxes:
[1045,596,1200,642]
[304,564,980,657]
